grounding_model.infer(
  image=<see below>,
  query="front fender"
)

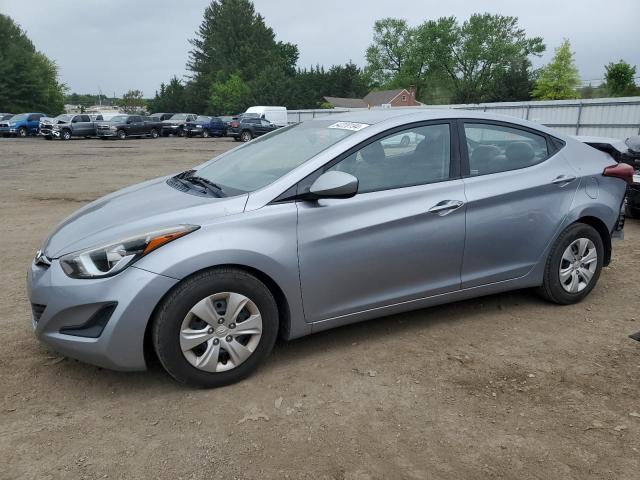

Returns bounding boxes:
[134,203,310,339]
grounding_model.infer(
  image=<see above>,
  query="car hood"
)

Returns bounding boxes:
[43,176,248,258]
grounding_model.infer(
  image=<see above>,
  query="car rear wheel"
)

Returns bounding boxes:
[152,268,279,388]
[150,128,159,139]
[538,223,603,304]
[17,127,28,138]
[61,129,71,141]
[241,130,252,142]
[117,129,126,140]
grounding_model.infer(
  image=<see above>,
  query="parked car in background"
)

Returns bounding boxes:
[149,112,174,122]
[229,116,279,142]
[184,116,227,138]
[0,113,46,137]
[0,113,13,121]
[245,106,288,126]
[579,135,640,218]
[27,110,631,388]
[162,113,197,137]
[95,114,163,140]
[219,116,234,131]
[39,114,101,140]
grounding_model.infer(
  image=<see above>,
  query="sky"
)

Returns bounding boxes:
[1,0,639,97]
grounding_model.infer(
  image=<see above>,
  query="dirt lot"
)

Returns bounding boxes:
[1,136,639,480]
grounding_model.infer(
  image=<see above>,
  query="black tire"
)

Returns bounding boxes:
[625,205,640,219]
[17,127,28,138]
[150,128,159,139]
[202,130,210,138]
[117,129,126,140]
[61,129,72,141]
[178,128,185,137]
[538,223,604,305]
[240,130,252,142]
[152,268,279,388]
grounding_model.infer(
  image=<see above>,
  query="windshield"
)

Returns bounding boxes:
[171,114,188,121]
[56,114,73,122]
[195,120,362,193]
[109,115,128,123]
[196,116,210,122]
[10,113,28,121]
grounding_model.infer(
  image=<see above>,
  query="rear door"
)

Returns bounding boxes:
[297,121,466,322]
[459,120,579,288]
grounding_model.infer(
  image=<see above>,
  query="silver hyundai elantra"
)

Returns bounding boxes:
[27,109,632,387]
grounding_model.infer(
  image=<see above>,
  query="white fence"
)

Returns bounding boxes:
[287,97,640,139]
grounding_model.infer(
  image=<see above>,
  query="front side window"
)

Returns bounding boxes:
[465,123,549,176]
[328,124,451,194]
[196,120,359,193]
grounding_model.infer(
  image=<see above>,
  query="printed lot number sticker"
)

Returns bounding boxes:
[328,122,369,132]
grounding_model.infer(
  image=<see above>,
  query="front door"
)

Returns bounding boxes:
[297,122,467,322]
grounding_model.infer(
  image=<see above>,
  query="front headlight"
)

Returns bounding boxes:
[59,225,199,279]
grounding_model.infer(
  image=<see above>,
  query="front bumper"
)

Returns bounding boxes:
[96,130,118,137]
[0,127,17,134]
[39,128,61,137]
[27,258,178,371]
[162,125,182,133]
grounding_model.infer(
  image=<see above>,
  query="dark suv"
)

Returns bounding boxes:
[229,117,279,142]
[95,115,163,140]
[184,116,227,138]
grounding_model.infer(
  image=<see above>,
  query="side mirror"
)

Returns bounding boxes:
[309,171,358,199]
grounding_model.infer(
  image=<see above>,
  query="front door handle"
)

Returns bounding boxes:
[428,200,464,216]
[552,174,577,185]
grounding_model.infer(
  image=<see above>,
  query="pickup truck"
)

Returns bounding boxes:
[39,114,103,140]
[184,116,227,138]
[161,113,197,137]
[0,112,46,137]
[95,115,163,140]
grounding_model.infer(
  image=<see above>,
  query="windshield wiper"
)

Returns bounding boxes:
[183,175,225,197]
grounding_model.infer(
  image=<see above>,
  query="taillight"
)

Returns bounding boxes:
[231,121,239,128]
[603,163,634,184]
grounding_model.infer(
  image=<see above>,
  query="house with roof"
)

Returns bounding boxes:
[324,86,422,109]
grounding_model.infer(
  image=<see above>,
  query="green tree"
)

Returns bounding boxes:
[532,39,580,100]
[148,76,187,112]
[604,60,637,97]
[365,14,544,104]
[120,89,145,113]
[187,0,298,112]
[0,14,66,114]
[209,73,251,114]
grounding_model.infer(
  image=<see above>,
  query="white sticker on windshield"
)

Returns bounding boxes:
[328,121,369,132]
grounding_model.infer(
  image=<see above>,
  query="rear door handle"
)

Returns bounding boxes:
[428,200,464,216]
[552,174,577,185]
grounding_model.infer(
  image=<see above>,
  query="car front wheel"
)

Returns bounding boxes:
[539,223,603,304]
[202,130,210,138]
[61,129,71,141]
[17,127,28,138]
[152,268,279,388]
[117,129,126,140]
[150,128,159,139]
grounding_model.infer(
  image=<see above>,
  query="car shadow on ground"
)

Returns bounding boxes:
[41,288,539,392]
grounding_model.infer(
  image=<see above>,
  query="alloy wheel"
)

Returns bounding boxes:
[180,292,263,372]
[559,238,597,293]
[241,131,252,142]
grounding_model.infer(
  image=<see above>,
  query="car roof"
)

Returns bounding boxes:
[314,108,565,138]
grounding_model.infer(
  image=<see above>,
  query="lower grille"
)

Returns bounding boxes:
[31,303,46,322]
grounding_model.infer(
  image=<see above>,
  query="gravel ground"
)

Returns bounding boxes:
[1,136,639,480]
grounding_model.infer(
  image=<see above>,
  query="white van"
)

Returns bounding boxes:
[245,106,288,126]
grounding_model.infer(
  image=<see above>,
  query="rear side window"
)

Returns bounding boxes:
[464,123,549,176]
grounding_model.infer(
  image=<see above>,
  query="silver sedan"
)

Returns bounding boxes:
[27,109,632,387]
